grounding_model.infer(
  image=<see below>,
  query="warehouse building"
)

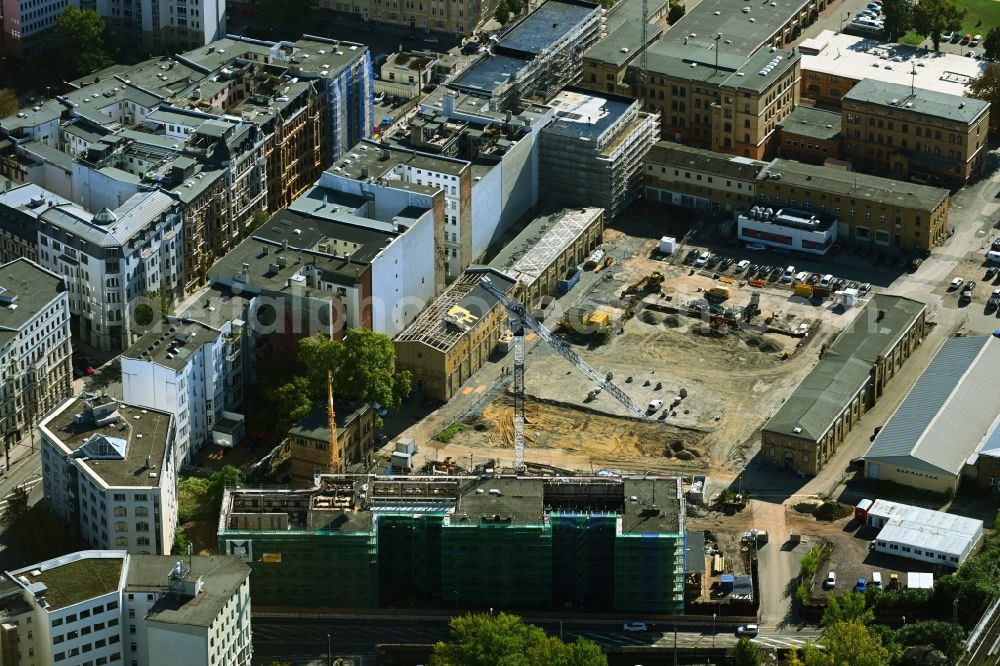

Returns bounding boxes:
[863,336,1000,494]
[865,499,983,568]
[218,474,686,613]
[762,295,926,475]
[539,89,660,218]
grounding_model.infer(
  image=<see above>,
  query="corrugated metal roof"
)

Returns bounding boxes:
[864,336,1000,475]
[869,499,982,557]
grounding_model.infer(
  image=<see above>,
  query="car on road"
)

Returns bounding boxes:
[782,265,796,283]
[736,624,759,637]
[624,621,648,632]
[950,277,965,290]
[404,32,419,40]
[824,571,837,589]
[854,578,867,592]
[373,402,389,417]
[695,251,711,267]
[735,259,751,273]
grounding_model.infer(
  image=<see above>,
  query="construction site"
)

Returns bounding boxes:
[418,226,859,481]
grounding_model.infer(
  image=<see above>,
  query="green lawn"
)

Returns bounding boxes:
[954,0,1000,37]
[899,30,924,46]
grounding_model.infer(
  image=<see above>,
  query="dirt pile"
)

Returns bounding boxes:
[813,501,853,521]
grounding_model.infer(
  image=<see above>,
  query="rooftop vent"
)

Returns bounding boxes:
[793,426,802,433]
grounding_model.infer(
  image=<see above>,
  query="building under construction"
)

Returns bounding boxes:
[539,89,660,218]
[218,474,687,613]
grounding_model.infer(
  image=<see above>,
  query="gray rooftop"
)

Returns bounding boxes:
[37,190,176,249]
[543,89,635,145]
[42,396,173,488]
[646,141,767,180]
[761,159,949,212]
[498,0,601,56]
[127,555,251,627]
[124,321,221,372]
[490,208,603,287]
[643,43,800,93]
[865,336,1000,476]
[0,259,65,349]
[843,78,990,124]
[665,0,813,62]
[765,295,926,442]
[449,53,531,96]
[332,139,468,186]
[289,402,372,440]
[607,0,669,31]
[584,22,665,67]
[778,106,843,141]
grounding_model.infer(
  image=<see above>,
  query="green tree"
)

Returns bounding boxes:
[172,526,191,555]
[787,646,804,666]
[430,612,606,666]
[870,624,903,665]
[896,621,964,662]
[41,8,118,81]
[880,0,914,43]
[297,330,412,426]
[823,591,874,626]
[668,2,686,23]
[912,0,965,51]
[986,30,1000,69]
[494,0,511,25]
[732,636,764,666]
[268,376,314,434]
[1,484,30,528]
[803,622,889,666]
[207,465,245,514]
[0,89,18,118]
[968,64,1000,134]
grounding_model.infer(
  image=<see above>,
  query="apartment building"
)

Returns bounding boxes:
[318,0,488,34]
[121,285,255,464]
[0,550,252,666]
[842,79,989,186]
[40,394,179,556]
[0,183,73,264]
[539,89,660,218]
[776,106,841,164]
[1,0,76,58]
[0,258,72,448]
[219,474,686,614]
[96,0,226,53]
[287,401,375,486]
[799,31,987,110]
[448,0,604,109]
[642,141,765,215]
[755,158,950,251]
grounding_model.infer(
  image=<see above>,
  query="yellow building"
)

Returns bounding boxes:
[841,79,989,186]
[755,158,950,251]
[287,402,376,487]
[318,0,493,35]
[642,141,764,215]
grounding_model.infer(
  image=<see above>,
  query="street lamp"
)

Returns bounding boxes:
[712,613,717,647]
[327,633,332,666]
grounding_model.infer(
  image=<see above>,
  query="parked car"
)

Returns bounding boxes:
[424,36,440,43]
[987,267,998,280]
[854,578,867,592]
[951,32,962,43]
[720,257,735,270]
[961,33,972,44]
[824,571,837,589]
[870,572,882,589]
[624,621,648,632]
[736,624,759,637]
[695,251,711,267]
[357,24,373,33]
[374,91,386,104]
[808,273,821,285]
[909,257,923,272]
[819,274,834,288]
[950,276,965,290]
[735,259,751,273]
[462,41,481,55]
[684,248,700,264]
[942,31,954,42]
[967,50,976,58]
[988,288,1000,309]
[961,281,976,303]
[782,265,796,283]
[647,399,664,414]
[859,283,872,296]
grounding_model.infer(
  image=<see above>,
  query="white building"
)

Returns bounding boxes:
[121,286,254,464]
[96,0,226,53]
[39,394,179,556]
[0,550,252,666]
[0,258,72,449]
[1,0,78,58]
[866,499,983,568]
[737,206,838,254]
[30,190,184,351]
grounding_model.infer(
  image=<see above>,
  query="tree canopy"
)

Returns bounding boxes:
[494,0,512,26]
[896,621,965,662]
[732,636,764,666]
[42,8,118,81]
[984,28,1000,63]
[429,612,606,666]
[668,2,686,23]
[803,622,889,666]
[879,0,914,43]
[207,465,245,514]
[0,90,18,118]
[969,63,1000,111]
[822,590,874,626]
[912,0,965,51]
[1,485,29,528]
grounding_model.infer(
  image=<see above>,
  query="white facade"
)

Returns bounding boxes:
[1,550,252,666]
[0,258,72,446]
[2,0,78,58]
[95,0,226,52]
[737,206,837,255]
[30,190,184,351]
[867,499,983,568]
[39,396,178,556]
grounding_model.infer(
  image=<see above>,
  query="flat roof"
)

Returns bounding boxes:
[127,555,250,627]
[869,500,982,557]
[761,158,949,212]
[800,32,988,98]
[0,259,65,348]
[607,0,669,31]
[450,53,531,96]
[11,551,126,611]
[544,90,635,145]
[584,22,665,67]
[41,396,173,488]
[333,139,468,182]
[777,106,842,140]
[765,295,925,442]
[490,208,603,286]
[288,402,371,440]
[646,141,766,180]
[844,78,989,124]
[124,321,221,372]
[865,336,1000,476]
[498,0,600,56]
[643,44,800,93]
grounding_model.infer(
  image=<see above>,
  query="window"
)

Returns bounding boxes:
[113,493,127,502]
[115,522,128,533]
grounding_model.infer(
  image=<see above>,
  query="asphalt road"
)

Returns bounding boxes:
[251,617,822,665]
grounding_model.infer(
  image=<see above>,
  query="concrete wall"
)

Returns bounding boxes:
[864,462,957,495]
[371,207,437,335]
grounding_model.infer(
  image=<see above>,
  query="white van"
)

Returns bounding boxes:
[871,571,882,589]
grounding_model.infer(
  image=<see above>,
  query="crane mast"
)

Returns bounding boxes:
[480,277,647,472]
